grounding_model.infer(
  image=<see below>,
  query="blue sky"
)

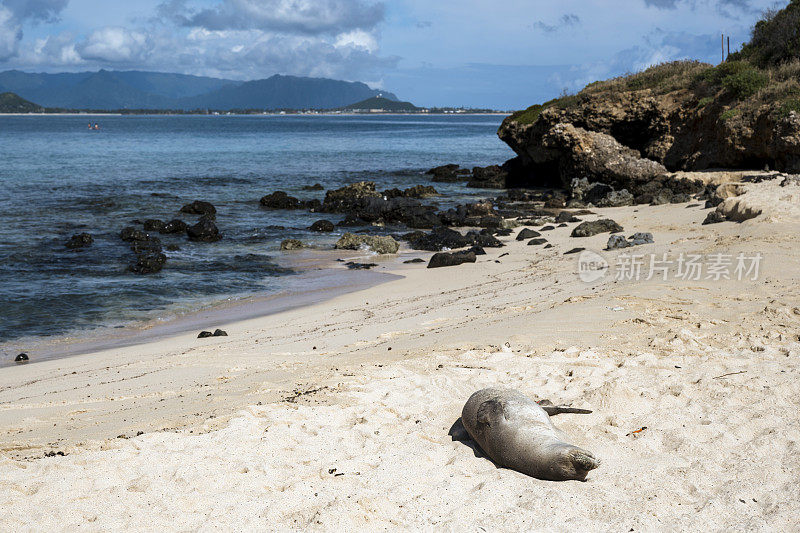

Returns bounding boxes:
[0,0,781,108]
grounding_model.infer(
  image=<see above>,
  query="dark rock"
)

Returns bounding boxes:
[427,251,477,268]
[281,239,304,250]
[309,220,335,232]
[410,227,474,251]
[427,164,466,182]
[197,331,213,338]
[555,211,581,223]
[345,262,378,270]
[180,200,216,217]
[527,238,548,245]
[629,232,654,245]
[470,231,504,248]
[304,199,322,211]
[564,247,585,254]
[322,181,381,212]
[468,165,508,188]
[469,245,487,255]
[165,244,181,251]
[384,185,439,198]
[130,236,162,255]
[540,225,555,231]
[608,232,654,249]
[544,195,567,208]
[400,231,426,242]
[187,215,221,242]
[650,189,673,205]
[606,235,632,250]
[260,191,301,209]
[129,251,167,274]
[403,258,426,264]
[493,228,514,237]
[159,219,188,234]
[66,233,93,249]
[571,219,624,237]
[670,193,692,203]
[143,219,165,232]
[557,223,568,227]
[302,183,325,191]
[544,244,554,249]
[703,211,727,225]
[120,226,148,242]
[598,189,635,207]
[335,234,399,254]
[15,353,28,363]
[213,329,228,337]
[570,178,634,207]
[516,228,541,241]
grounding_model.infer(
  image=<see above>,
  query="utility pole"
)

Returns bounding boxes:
[727,36,731,58]
[722,33,725,62]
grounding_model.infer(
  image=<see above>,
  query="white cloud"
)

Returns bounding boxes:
[77,27,150,63]
[0,7,21,61]
[334,29,378,52]
[164,0,385,35]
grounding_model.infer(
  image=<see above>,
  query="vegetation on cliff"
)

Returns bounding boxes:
[0,92,43,113]
[508,1,800,127]
[501,1,800,175]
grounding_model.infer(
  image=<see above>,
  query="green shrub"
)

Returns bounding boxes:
[780,99,800,116]
[721,68,769,99]
[720,109,740,121]
[508,104,544,124]
[736,1,800,67]
[696,96,714,109]
[701,61,750,86]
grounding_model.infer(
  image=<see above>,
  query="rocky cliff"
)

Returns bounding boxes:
[497,1,800,202]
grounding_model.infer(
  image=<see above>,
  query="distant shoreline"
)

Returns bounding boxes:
[0,112,510,117]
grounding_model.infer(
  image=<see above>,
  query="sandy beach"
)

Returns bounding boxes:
[1,173,799,530]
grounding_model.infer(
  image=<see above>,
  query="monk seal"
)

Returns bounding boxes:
[457,387,599,481]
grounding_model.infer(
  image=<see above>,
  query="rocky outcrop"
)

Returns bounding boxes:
[498,84,800,195]
[335,234,399,254]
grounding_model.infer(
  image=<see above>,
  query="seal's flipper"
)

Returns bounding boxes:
[541,406,593,416]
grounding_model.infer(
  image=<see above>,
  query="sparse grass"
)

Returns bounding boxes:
[506,94,582,124]
[507,2,800,127]
[720,109,740,121]
[696,96,714,109]
[780,99,800,117]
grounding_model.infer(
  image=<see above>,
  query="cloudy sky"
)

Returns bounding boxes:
[0,0,781,108]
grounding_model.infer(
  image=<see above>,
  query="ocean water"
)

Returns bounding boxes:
[0,114,512,349]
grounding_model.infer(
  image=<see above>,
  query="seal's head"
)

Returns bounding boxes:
[542,446,600,481]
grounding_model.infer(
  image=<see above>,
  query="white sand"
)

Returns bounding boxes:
[1,174,799,531]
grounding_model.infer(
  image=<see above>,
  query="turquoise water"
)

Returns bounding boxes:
[0,114,512,346]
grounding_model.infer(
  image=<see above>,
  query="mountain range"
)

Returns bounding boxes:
[0,70,398,110]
